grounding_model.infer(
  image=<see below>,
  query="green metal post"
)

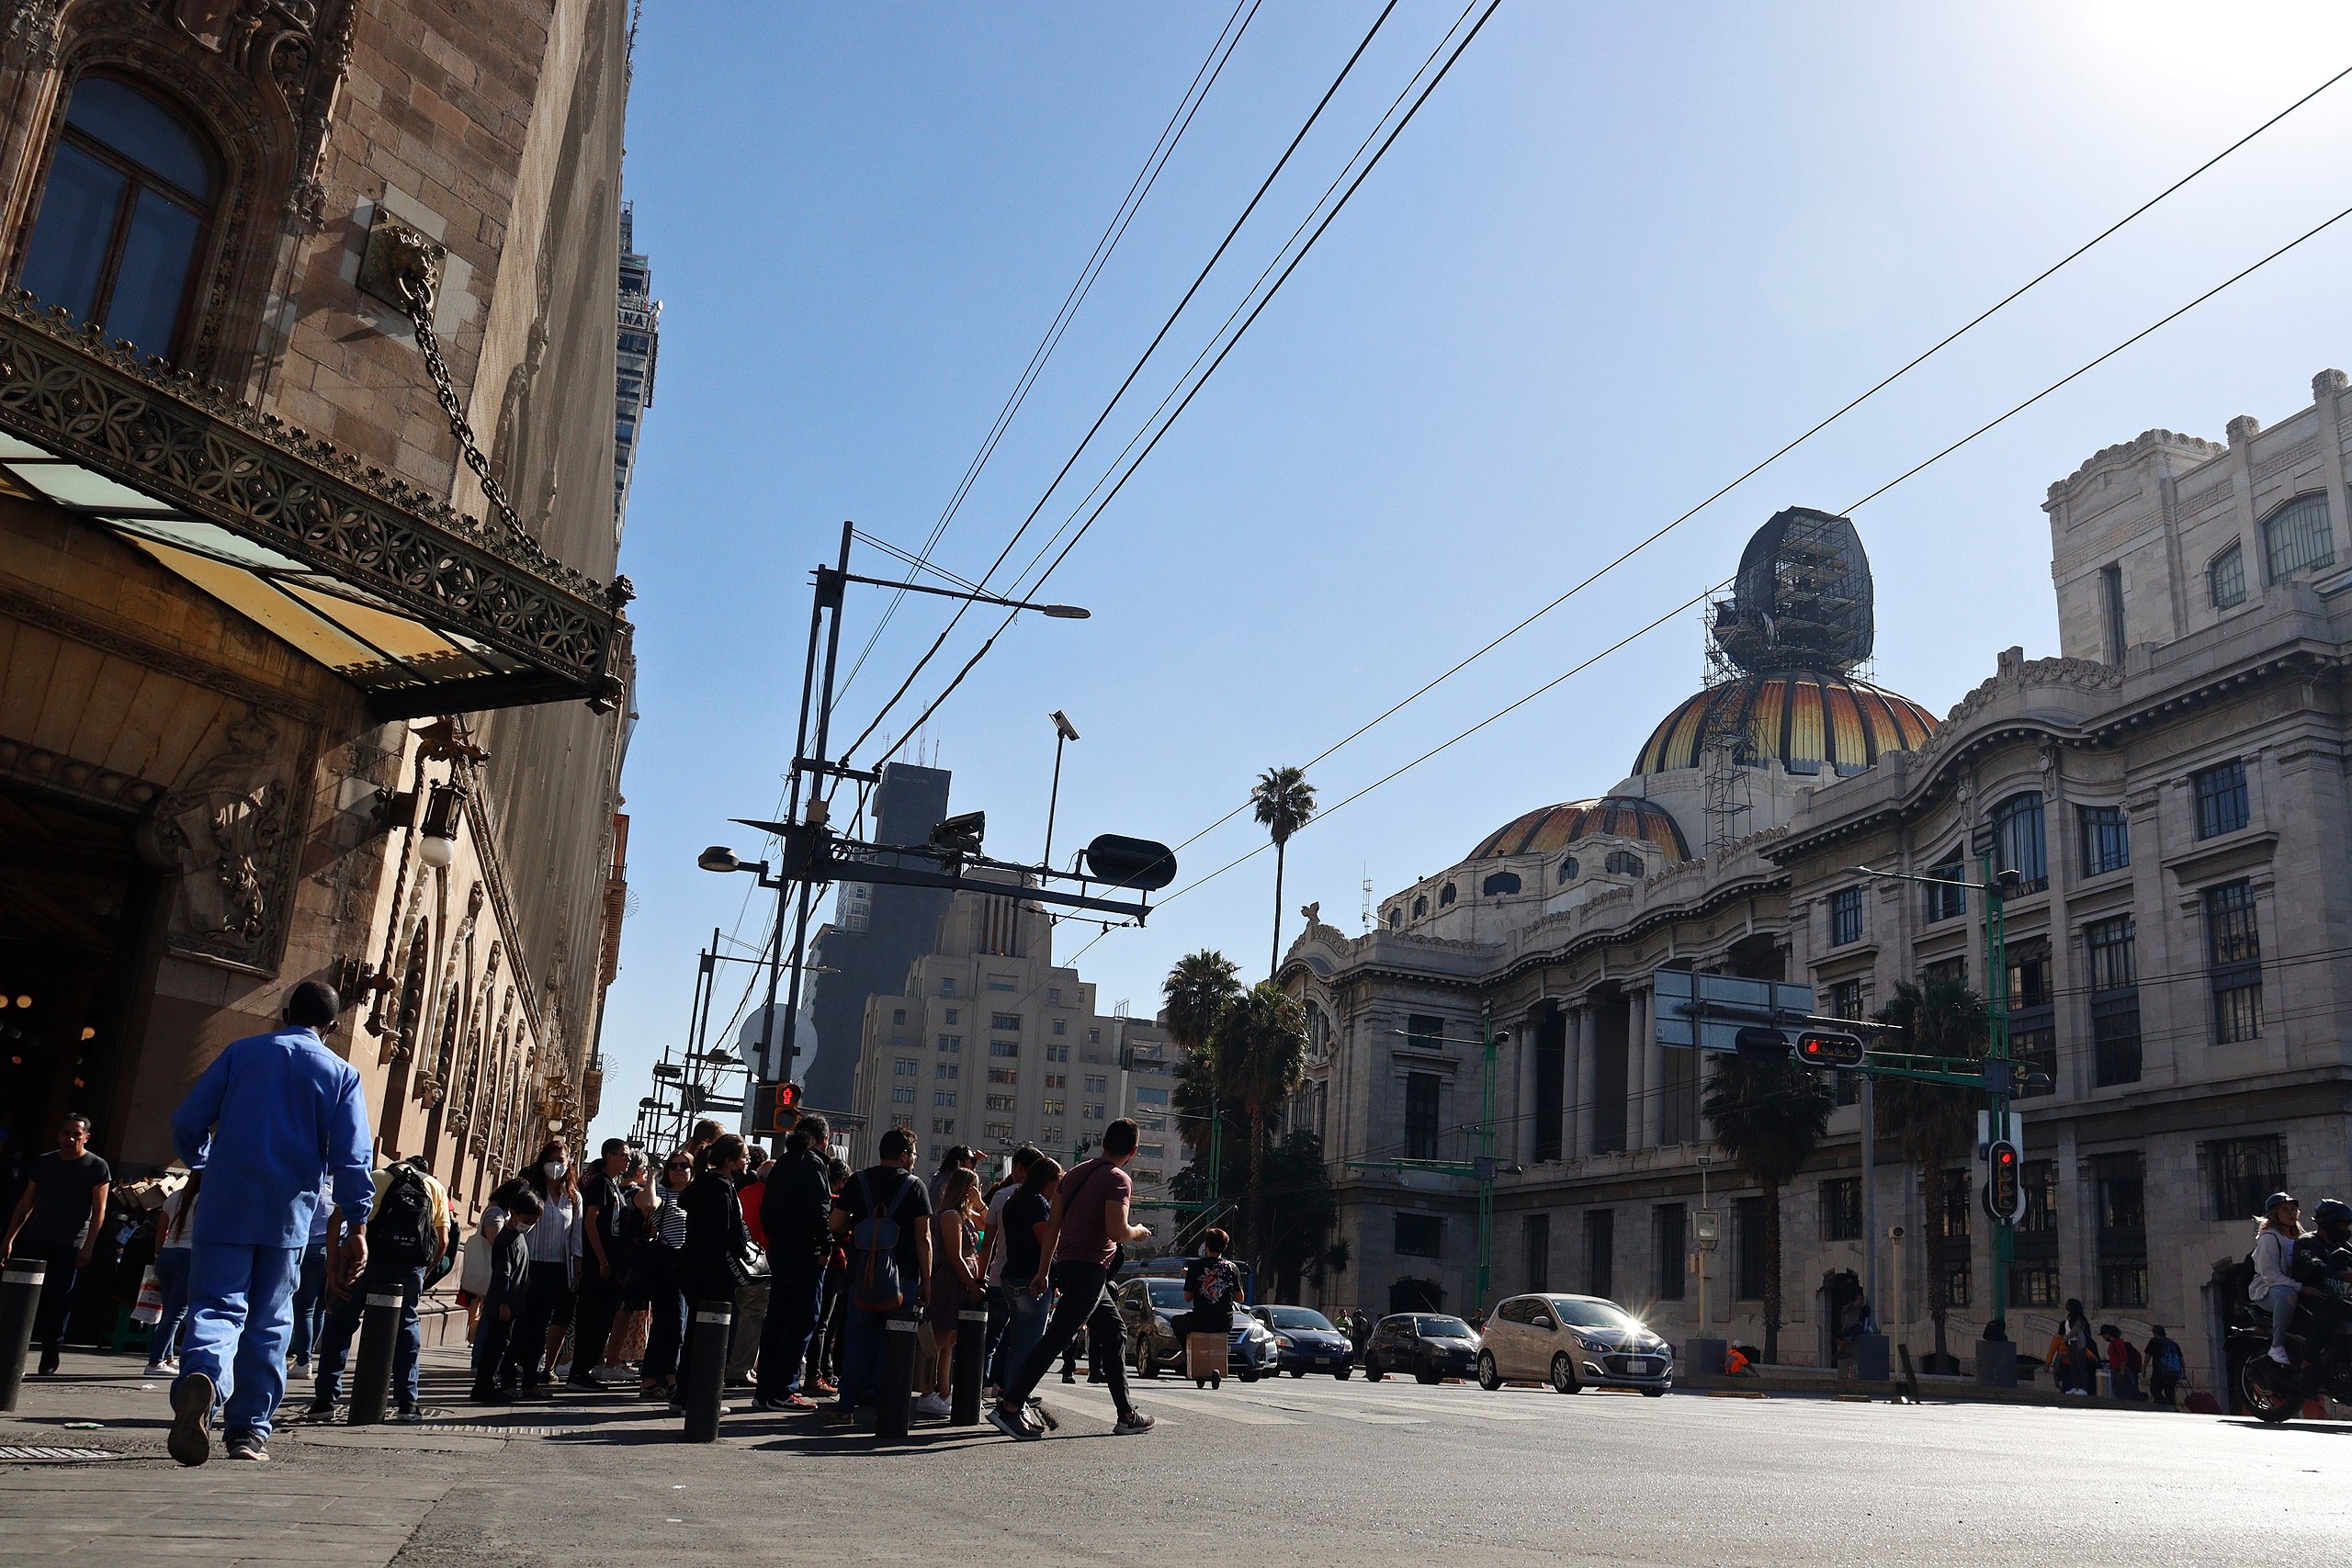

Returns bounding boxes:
[1981,851,2014,1324]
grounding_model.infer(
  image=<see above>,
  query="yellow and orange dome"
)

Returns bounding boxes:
[1633,671,1936,778]
[1467,795,1690,864]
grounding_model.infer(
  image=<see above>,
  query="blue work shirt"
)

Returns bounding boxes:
[171,1025,375,1248]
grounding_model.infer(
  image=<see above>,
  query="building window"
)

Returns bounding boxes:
[985,1094,1016,1112]
[18,76,218,361]
[1087,1028,1101,1044]
[1046,1044,1068,1063]
[1557,856,1579,884]
[1051,1020,1066,1036]
[1135,1086,1169,1105]
[2210,542,2246,608]
[934,1062,958,1079]
[1139,1143,1165,1161]
[2261,492,2334,581]
[1411,896,1427,918]
[932,1117,955,1135]
[941,978,956,998]
[893,1057,918,1077]
[987,974,1016,992]
[1604,849,1645,876]
[1923,849,1967,922]
[2206,879,2262,1043]
[1405,1072,1441,1160]
[1828,886,1864,947]
[2009,1158,2061,1307]
[2208,1134,2284,1221]
[1438,883,1457,908]
[1990,792,2048,893]
[2191,761,2249,840]
[2077,805,2130,877]
[1827,979,1862,1106]
[1082,1074,1107,1094]
[944,1008,960,1025]
[1733,1197,1765,1302]
[1481,871,1521,897]
[991,1012,1022,1032]
[988,1066,1017,1086]
[1044,1073,1065,1090]
[892,1008,907,1026]
[2006,947,2054,1100]
[891,1086,915,1105]
[2092,1151,2148,1309]
[1388,908,1403,928]
[1047,987,1061,1006]
[1405,1015,1444,1052]
[1818,1179,1860,1242]
[938,1034,962,1054]
[1938,1166,1973,1309]
[989,1121,1015,1141]
[989,1039,1020,1058]
[2099,563,2126,664]
[1395,1213,1443,1258]
[1041,1098,1063,1116]
[1521,1213,1550,1292]
[1585,1209,1614,1299]
[933,1089,956,1107]
[1652,1204,1686,1300]
[2084,916,2141,1088]
[1084,1102,1105,1121]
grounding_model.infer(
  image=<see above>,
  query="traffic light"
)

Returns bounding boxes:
[1795,1030,1866,1069]
[754,1081,803,1135]
[1988,1140,2022,1223]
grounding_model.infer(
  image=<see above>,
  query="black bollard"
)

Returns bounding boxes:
[682,1300,731,1443]
[875,1312,919,1439]
[0,1258,43,1414]
[951,1306,987,1426]
[347,1288,401,1425]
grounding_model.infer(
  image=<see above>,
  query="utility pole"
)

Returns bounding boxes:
[1981,848,2015,1323]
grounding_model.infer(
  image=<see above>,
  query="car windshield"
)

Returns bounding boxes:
[1418,1316,1475,1338]
[1264,1307,1335,1331]
[1548,1297,1643,1333]
[1146,1280,1188,1309]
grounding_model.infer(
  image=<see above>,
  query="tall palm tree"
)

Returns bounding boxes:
[1873,974,1990,1366]
[1211,982,1307,1277]
[1250,766,1317,980]
[1163,951,1243,1165]
[1703,1051,1834,1364]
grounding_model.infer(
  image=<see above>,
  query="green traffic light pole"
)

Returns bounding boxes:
[1347,1003,1503,1310]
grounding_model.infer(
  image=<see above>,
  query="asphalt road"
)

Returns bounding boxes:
[2,1348,2342,1566]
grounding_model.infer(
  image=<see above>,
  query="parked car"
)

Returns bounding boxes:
[1250,1304,1355,1378]
[1476,1293,1672,1395]
[1116,1276,1274,1381]
[1362,1313,1481,1384]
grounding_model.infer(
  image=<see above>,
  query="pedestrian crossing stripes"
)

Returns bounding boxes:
[1036,1377,1600,1434]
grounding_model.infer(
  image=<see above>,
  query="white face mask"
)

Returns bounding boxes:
[544,1159,568,1179]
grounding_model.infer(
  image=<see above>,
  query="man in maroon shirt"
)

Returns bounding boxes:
[989,1119,1155,1439]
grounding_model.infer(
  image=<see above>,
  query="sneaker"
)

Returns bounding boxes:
[390,1405,424,1424]
[552,1360,572,1382]
[639,1382,670,1401]
[169,1372,215,1467]
[2269,1347,2293,1365]
[142,1362,171,1377]
[471,1386,507,1404]
[34,1351,59,1377]
[824,1403,863,1426]
[1112,1409,1157,1437]
[912,1393,953,1419]
[591,1364,635,1385]
[223,1432,270,1462]
[987,1404,1042,1441]
[1059,1369,1076,1384]
[301,1399,335,1422]
[809,1378,839,1397]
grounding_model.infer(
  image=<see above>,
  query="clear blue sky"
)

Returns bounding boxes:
[593,1,2352,1144]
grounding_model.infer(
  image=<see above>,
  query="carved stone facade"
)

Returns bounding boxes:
[1290,372,2352,1401]
[0,0,637,1220]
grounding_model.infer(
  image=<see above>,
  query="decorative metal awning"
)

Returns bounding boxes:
[0,293,630,718]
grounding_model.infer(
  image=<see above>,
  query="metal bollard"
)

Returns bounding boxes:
[951,1306,987,1426]
[347,1290,402,1425]
[682,1301,731,1443]
[0,1259,43,1414]
[875,1312,919,1439]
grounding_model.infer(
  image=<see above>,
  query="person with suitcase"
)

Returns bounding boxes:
[1182,1229,1243,1388]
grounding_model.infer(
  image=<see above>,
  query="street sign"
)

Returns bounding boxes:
[1652,968,1816,1054]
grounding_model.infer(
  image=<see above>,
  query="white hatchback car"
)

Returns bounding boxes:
[1475,1293,1672,1395]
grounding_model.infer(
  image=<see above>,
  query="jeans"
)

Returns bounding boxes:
[151,1247,193,1361]
[313,1262,425,1410]
[758,1252,827,1399]
[500,1260,572,1384]
[472,1305,515,1394]
[26,1242,79,1359]
[838,1304,891,1410]
[568,1258,620,1382]
[982,1283,1012,1382]
[2269,1284,2299,1352]
[808,1263,845,1384]
[175,1241,302,1441]
[288,1241,329,1364]
[642,1247,685,1382]
[1002,1259,1129,1415]
[995,1287,1049,1391]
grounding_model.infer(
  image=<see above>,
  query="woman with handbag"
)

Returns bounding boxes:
[673,1134,758,1409]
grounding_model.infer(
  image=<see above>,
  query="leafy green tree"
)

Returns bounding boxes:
[1250,766,1317,980]
[1874,974,1989,1365]
[1163,951,1241,1169]
[1703,1052,1834,1363]
[1211,983,1307,1277]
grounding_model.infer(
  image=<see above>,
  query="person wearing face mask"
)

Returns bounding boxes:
[470,1188,543,1402]
[673,1134,758,1410]
[498,1140,580,1393]
[634,1148,694,1401]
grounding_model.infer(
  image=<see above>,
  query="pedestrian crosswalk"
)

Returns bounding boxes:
[1031,1374,1623,1437]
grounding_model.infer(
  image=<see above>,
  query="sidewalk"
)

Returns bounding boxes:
[1675,1360,2226,1412]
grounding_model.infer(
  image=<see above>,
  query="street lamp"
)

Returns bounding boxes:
[1044,709,1080,868]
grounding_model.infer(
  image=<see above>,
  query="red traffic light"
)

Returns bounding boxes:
[1988,1138,2023,1221]
[777,1082,801,1111]
[1795,1030,1866,1069]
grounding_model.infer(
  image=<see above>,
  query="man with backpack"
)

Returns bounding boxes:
[827,1126,933,1427]
[307,1155,449,1423]
[754,1114,834,1412]
[2143,1325,2186,1408]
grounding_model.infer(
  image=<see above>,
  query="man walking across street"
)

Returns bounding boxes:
[306,1156,448,1423]
[0,1115,109,1377]
[989,1117,1156,1440]
[828,1126,931,1426]
[754,1114,834,1411]
[2144,1325,2185,1409]
[167,981,373,1465]
[978,1145,1039,1393]
[566,1138,631,1392]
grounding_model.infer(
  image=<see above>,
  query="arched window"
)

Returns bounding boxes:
[1410,895,1427,919]
[1604,849,1644,876]
[1990,791,2048,893]
[1386,908,1402,929]
[18,76,217,360]
[2261,493,2334,582]
[1481,871,1521,897]
[2209,542,2246,609]
[1438,883,1457,908]
[1556,856,1579,884]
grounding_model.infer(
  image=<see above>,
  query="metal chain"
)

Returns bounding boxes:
[399,278,551,565]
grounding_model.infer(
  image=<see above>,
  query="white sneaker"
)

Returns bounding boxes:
[2268,1347,2292,1365]
[591,1364,635,1385]
[912,1393,953,1419]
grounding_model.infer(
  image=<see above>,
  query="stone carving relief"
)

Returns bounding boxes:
[140,705,300,971]
[143,0,354,224]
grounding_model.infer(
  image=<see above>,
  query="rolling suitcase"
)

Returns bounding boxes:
[1186,1331,1228,1388]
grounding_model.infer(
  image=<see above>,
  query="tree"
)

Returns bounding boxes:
[1873,974,1990,1367]
[1211,982,1307,1278]
[1250,766,1317,980]
[1703,1051,1834,1364]
[1163,950,1242,1170]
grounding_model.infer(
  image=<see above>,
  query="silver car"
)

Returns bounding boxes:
[1475,1293,1672,1395]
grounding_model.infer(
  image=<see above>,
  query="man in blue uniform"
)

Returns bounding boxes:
[168,980,375,1465]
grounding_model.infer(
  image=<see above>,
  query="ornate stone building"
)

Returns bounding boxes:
[0,0,639,1216]
[1285,371,2352,1395]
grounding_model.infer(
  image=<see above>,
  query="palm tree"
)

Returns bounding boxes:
[1703,1051,1834,1364]
[1211,982,1307,1278]
[1873,974,1990,1367]
[1250,766,1317,980]
[1162,951,1243,1201]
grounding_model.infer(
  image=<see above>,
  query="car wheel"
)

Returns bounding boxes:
[1365,1356,1385,1382]
[1335,1367,1352,1381]
[1136,1339,1159,1380]
[1476,1350,1502,1392]
[1640,1385,1668,1398]
[1416,1358,1442,1386]
[1289,1368,1306,1379]
[1550,1353,1580,1394]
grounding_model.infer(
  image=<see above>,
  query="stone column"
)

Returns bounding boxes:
[1637,990,1665,1149]
[1574,1004,1598,1158]
[1518,1009,1542,1165]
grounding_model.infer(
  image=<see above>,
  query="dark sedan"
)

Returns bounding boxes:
[1250,1304,1356,1379]
[1363,1313,1481,1384]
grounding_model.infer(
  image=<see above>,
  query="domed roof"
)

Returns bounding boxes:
[1468,795,1690,864]
[1633,671,1936,778]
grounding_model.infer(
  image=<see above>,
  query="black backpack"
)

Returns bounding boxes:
[368,1165,435,1269]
